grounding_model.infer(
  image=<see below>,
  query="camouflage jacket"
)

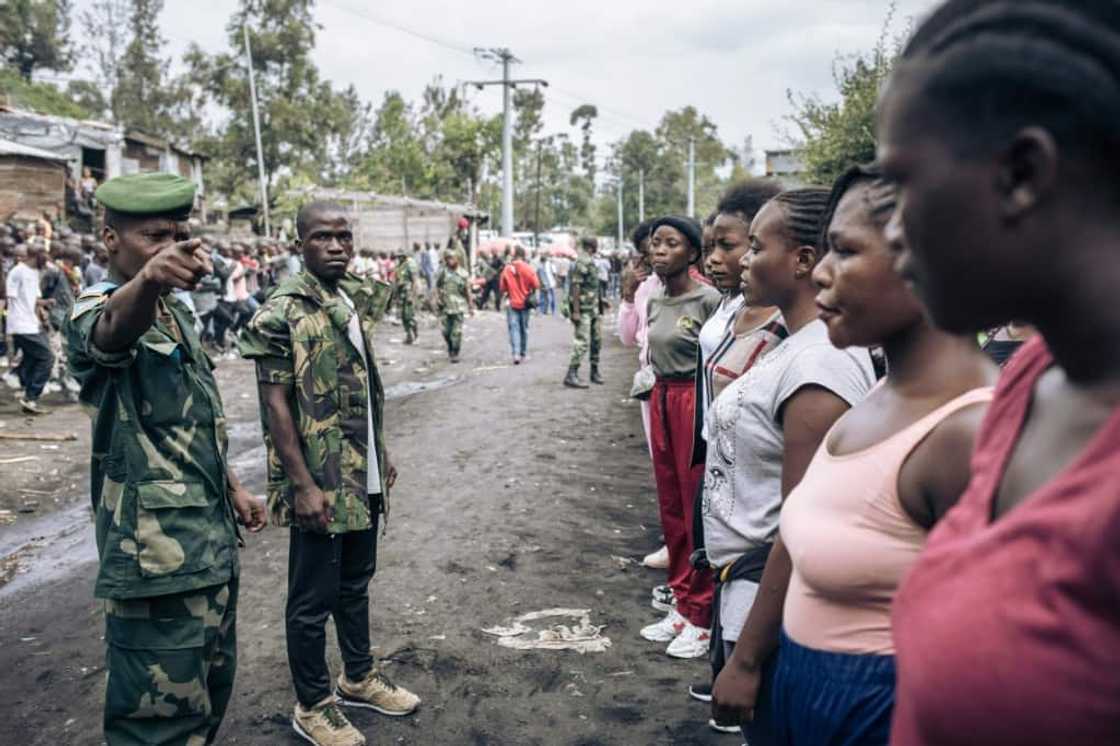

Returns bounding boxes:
[570,253,601,313]
[64,283,239,600]
[238,271,392,534]
[394,257,418,297]
[435,266,470,316]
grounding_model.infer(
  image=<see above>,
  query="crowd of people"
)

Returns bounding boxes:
[4,1,1120,744]
[609,2,1120,744]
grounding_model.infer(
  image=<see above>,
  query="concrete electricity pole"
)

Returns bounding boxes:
[638,168,645,223]
[686,137,696,219]
[243,24,270,237]
[468,49,548,238]
[616,175,624,250]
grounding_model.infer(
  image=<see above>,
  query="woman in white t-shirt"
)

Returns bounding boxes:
[705,190,877,741]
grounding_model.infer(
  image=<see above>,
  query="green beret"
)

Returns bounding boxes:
[95,172,196,219]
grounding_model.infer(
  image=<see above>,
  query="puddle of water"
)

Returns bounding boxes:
[384,376,462,400]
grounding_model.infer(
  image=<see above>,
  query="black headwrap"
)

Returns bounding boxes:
[649,215,703,258]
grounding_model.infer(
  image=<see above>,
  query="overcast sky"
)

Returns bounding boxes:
[79,0,940,155]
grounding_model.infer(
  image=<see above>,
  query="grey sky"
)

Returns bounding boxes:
[85,0,940,154]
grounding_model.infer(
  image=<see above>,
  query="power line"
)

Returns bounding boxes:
[321,0,477,58]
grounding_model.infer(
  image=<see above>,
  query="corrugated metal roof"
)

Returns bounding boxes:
[0,137,72,162]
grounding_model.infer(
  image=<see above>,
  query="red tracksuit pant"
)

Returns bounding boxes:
[649,378,713,628]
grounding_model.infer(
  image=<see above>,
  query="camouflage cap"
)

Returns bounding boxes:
[95,172,196,219]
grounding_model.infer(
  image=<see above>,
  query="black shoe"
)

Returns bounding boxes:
[688,682,712,703]
[590,365,604,384]
[563,366,589,388]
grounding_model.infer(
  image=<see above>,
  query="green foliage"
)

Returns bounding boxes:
[784,1,903,185]
[593,106,732,237]
[111,0,179,137]
[0,67,93,118]
[0,0,73,81]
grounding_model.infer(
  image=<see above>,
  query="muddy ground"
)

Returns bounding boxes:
[0,309,731,746]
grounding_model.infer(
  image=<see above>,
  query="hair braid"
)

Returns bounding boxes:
[898,1,1120,169]
[771,188,832,252]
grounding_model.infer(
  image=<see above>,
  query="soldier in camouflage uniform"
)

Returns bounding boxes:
[564,236,606,388]
[238,202,420,746]
[435,249,473,363]
[392,247,419,344]
[63,173,266,746]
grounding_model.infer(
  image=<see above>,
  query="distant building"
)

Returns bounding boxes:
[0,137,69,221]
[0,106,208,219]
[765,148,807,187]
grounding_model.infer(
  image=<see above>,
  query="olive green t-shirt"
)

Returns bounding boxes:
[646,284,722,379]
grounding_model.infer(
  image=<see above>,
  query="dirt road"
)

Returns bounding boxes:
[0,309,729,745]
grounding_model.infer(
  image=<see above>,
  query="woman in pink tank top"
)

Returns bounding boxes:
[719,165,998,745]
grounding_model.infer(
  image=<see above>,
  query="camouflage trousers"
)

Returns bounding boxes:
[441,313,463,355]
[568,311,601,367]
[399,295,418,339]
[103,577,239,746]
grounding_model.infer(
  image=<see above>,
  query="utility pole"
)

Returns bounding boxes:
[638,168,645,223]
[534,139,543,248]
[616,175,624,251]
[686,137,696,219]
[243,24,270,237]
[468,49,548,238]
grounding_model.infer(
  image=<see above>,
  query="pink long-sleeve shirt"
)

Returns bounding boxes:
[617,274,663,365]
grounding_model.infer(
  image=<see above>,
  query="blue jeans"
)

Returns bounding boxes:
[506,307,531,357]
[746,631,895,746]
[539,287,556,315]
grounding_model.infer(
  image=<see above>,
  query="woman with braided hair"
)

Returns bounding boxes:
[706,189,876,741]
[876,1,1120,744]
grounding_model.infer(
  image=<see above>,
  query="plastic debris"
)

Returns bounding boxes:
[481,608,612,654]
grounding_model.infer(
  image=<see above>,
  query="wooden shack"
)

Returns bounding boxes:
[0,137,70,221]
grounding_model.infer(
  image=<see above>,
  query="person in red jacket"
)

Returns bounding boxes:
[499,244,541,365]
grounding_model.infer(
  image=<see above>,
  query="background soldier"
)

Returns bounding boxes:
[392,247,419,344]
[63,172,266,745]
[239,202,420,746]
[564,236,605,388]
[435,249,473,363]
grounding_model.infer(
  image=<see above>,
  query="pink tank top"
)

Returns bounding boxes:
[780,386,993,655]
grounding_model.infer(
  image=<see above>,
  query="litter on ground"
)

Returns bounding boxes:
[481,608,612,654]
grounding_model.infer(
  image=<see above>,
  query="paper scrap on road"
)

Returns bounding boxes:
[482,608,612,654]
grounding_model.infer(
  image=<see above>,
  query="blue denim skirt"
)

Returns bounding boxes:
[745,630,896,746]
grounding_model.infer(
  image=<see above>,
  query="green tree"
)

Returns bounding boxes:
[0,66,92,117]
[77,0,130,110]
[111,0,178,136]
[569,103,598,183]
[186,0,357,205]
[784,1,903,184]
[0,0,73,82]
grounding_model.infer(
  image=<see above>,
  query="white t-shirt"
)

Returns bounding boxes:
[5,263,41,335]
[338,290,382,494]
[702,319,876,639]
[697,293,745,436]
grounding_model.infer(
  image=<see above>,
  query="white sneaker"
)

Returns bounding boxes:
[666,621,711,659]
[2,372,19,390]
[43,381,61,394]
[642,545,670,569]
[640,609,687,642]
[651,584,676,613]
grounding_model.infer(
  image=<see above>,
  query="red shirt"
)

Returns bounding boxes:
[499,260,541,310]
[890,337,1120,746]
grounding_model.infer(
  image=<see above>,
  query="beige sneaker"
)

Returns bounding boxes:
[292,696,366,746]
[336,670,421,716]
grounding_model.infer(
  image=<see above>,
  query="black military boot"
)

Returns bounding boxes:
[590,365,604,385]
[564,365,589,389]
[404,331,415,345]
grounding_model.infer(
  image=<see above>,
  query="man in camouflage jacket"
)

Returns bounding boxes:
[434,249,473,363]
[392,247,419,344]
[238,202,420,746]
[563,236,605,388]
[64,173,266,746]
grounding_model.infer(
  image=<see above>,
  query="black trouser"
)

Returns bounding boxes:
[286,520,379,708]
[12,332,54,400]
